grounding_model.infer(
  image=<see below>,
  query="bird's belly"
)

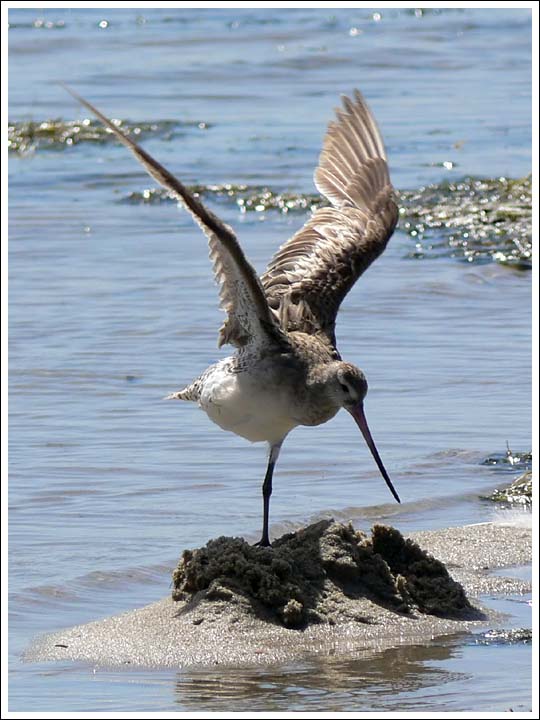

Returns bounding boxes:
[199,370,297,443]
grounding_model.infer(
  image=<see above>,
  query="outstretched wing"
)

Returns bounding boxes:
[63,86,286,351]
[261,90,398,347]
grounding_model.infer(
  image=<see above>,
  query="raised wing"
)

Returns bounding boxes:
[63,86,286,351]
[261,90,398,347]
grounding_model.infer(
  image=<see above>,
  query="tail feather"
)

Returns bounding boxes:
[164,383,201,402]
[165,359,232,403]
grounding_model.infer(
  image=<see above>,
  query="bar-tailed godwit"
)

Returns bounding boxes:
[65,87,400,546]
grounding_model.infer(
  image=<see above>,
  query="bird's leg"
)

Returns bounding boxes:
[256,440,283,547]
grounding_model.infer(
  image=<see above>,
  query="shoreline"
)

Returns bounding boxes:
[25,521,531,670]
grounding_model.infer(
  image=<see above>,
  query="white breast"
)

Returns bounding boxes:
[198,359,298,444]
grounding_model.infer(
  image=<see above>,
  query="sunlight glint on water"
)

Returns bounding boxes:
[8,7,531,712]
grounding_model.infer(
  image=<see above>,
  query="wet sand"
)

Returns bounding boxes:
[26,521,531,669]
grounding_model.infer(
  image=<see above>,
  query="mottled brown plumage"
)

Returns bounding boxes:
[64,86,400,546]
[262,89,398,347]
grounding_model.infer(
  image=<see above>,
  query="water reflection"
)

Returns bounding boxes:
[173,638,464,711]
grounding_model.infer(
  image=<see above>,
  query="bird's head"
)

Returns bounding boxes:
[325,361,401,504]
[331,362,369,410]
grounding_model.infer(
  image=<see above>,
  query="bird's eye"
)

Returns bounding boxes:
[339,383,349,393]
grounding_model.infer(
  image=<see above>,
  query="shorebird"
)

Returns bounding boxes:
[65,86,400,546]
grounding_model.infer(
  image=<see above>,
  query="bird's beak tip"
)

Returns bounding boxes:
[349,402,401,504]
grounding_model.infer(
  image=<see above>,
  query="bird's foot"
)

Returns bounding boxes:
[254,536,272,548]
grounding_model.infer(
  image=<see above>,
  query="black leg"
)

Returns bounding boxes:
[256,441,283,547]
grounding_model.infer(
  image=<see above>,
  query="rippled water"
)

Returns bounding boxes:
[8,7,532,712]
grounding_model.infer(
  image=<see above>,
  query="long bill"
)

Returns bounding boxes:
[349,403,401,503]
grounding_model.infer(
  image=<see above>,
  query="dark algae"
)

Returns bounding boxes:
[482,446,533,506]
[476,628,532,645]
[124,177,533,269]
[8,117,209,154]
[489,471,532,506]
[482,445,532,471]
[8,116,531,268]
[399,176,532,268]
[172,520,477,628]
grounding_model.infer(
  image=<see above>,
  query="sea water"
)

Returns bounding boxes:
[8,7,532,712]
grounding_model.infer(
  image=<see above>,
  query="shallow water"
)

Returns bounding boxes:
[8,7,532,713]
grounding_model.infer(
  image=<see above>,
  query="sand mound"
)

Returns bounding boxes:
[172,520,473,628]
[26,522,531,669]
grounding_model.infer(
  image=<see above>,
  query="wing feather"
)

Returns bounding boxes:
[261,90,397,346]
[63,86,285,351]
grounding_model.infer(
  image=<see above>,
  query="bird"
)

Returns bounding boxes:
[64,85,401,547]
